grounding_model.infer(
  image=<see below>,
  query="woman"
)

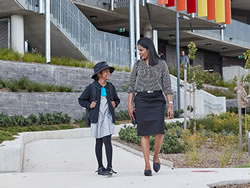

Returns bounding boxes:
[128,38,173,176]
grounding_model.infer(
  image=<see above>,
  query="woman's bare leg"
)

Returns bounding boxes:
[153,134,164,162]
[141,136,151,170]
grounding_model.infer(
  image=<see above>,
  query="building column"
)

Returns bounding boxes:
[152,30,158,53]
[129,0,135,69]
[11,15,24,56]
[143,23,152,39]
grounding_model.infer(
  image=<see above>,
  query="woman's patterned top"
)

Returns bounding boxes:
[128,59,173,95]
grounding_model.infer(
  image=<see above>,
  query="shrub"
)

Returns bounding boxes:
[189,112,250,134]
[0,48,20,61]
[203,88,235,99]
[160,132,185,153]
[119,125,185,154]
[115,111,130,121]
[169,64,237,89]
[0,77,72,92]
[0,48,128,72]
[227,107,250,114]
[0,112,71,127]
[119,125,140,144]
[165,121,184,131]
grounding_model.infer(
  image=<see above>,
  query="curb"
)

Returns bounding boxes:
[0,119,182,172]
[207,179,250,188]
[112,139,173,168]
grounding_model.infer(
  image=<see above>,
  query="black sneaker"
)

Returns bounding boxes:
[106,167,117,175]
[96,167,112,176]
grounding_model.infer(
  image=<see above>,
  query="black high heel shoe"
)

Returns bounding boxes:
[144,169,152,176]
[96,167,112,176]
[106,167,117,175]
[153,162,161,173]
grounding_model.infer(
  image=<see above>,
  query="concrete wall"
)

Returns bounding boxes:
[0,60,226,118]
[0,92,128,120]
[0,60,130,92]
[223,66,249,82]
[170,75,226,118]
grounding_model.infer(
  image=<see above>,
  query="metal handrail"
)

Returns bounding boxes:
[16,0,130,66]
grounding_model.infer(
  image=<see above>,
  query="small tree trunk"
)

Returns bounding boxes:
[193,83,196,132]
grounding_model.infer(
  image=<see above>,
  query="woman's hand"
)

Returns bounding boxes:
[168,104,174,119]
[111,101,116,108]
[90,101,96,109]
[128,104,135,120]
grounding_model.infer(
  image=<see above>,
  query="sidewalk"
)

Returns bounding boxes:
[0,136,250,188]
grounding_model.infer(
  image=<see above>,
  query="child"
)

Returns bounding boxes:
[78,61,120,176]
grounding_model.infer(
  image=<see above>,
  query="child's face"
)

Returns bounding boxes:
[97,68,110,81]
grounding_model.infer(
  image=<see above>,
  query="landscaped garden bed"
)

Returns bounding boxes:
[117,112,250,168]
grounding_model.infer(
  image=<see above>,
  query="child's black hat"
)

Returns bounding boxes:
[91,61,115,79]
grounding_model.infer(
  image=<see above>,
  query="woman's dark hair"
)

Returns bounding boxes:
[137,37,160,66]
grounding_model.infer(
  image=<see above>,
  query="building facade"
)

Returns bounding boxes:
[0,0,249,74]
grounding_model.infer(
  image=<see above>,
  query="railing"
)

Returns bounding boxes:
[114,0,129,8]
[16,0,130,66]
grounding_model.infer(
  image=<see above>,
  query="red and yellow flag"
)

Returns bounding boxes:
[177,0,187,11]
[157,0,232,25]
[216,0,225,23]
[158,0,169,5]
[166,0,175,7]
[224,0,231,24]
[187,0,196,13]
[198,0,207,17]
[207,0,216,20]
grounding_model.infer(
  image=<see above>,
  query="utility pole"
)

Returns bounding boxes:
[45,0,51,64]
[176,12,181,112]
[184,63,187,129]
[237,67,242,150]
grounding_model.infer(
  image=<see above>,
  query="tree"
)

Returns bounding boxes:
[187,42,198,61]
[243,49,250,69]
[186,42,198,131]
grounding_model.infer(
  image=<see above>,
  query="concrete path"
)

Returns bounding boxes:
[0,137,250,188]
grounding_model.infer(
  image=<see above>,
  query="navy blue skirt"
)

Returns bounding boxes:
[134,91,166,136]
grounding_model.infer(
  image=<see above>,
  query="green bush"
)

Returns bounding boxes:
[0,112,71,127]
[0,77,72,92]
[119,125,141,144]
[189,112,250,134]
[119,125,185,154]
[115,111,130,121]
[0,48,129,72]
[0,124,76,144]
[0,48,20,61]
[22,53,45,63]
[227,107,250,114]
[160,132,185,154]
[165,121,184,131]
[203,88,235,99]
[169,65,237,89]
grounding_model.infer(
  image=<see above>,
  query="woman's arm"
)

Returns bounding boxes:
[162,61,174,118]
[127,62,138,120]
[128,93,135,120]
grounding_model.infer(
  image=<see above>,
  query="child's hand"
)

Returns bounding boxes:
[111,101,116,108]
[90,101,96,109]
